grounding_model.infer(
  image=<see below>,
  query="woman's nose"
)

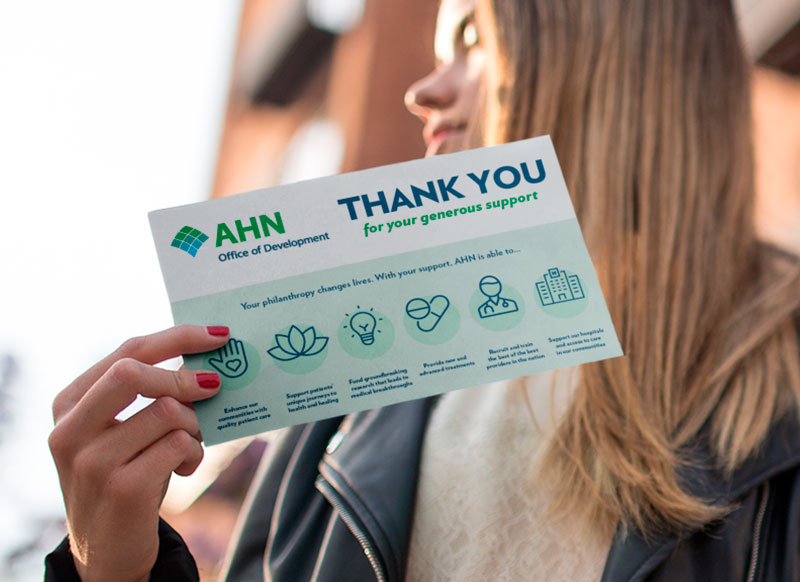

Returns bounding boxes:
[405,68,458,116]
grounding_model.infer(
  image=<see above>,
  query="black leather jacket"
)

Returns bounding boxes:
[46,397,800,581]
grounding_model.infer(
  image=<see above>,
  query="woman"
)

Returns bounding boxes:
[47,0,800,580]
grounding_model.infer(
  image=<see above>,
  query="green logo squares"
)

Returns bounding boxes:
[171,226,209,257]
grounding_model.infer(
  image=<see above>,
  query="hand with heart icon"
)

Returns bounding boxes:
[209,338,249,378]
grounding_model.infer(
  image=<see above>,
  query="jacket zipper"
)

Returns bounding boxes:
[746,481,770,582]
[317,477,388,582]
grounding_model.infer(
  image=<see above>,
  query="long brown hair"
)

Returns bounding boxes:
[478,0,800,534]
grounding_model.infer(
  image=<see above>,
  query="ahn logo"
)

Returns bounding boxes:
[171,226,209,257]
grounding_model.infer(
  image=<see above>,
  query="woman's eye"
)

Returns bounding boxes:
[463,22,479,49]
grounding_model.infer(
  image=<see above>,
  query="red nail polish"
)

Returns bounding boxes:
[206,326,229,337]
[196,373,220,389]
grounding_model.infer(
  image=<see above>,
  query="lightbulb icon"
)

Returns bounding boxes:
[349,310,377,345]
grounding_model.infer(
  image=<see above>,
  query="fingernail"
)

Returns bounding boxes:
[196,372,220,389]
[206,326,229,337]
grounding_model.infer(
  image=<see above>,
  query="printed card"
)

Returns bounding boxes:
[149,136,623,445]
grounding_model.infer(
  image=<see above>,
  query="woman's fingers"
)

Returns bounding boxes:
[87,396,202,469]
[53,324,229,422]
[57,363,220,440]
[124,428,205,485]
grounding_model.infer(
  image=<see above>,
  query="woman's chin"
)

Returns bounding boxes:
[424,141,443,157]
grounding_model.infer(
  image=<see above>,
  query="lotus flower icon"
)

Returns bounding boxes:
[267,325,329,361]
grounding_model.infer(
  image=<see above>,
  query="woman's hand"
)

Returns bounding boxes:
[48,324,230,582]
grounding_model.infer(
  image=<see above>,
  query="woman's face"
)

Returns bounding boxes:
[405,0,486,157]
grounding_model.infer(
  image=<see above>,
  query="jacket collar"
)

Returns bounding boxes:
[319,397,436,582]
[601,415,800,581]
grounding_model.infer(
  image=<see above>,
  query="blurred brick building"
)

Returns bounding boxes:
[211,0,438,199]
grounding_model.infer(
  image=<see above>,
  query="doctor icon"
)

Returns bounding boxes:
[477,275,519,318]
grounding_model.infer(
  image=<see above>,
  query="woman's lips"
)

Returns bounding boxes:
[424,123,466,156]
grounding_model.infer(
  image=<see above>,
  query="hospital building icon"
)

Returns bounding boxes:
[536,268,585,305]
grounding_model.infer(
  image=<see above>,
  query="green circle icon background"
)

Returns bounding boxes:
[403,296,460,345]
[338,309,395,359]
[267,324,329,375]
[469,282,525,331]
[533,269,589,318]
[203,338,261,391]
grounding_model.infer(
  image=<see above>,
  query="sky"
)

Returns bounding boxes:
[0,1,240,576]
